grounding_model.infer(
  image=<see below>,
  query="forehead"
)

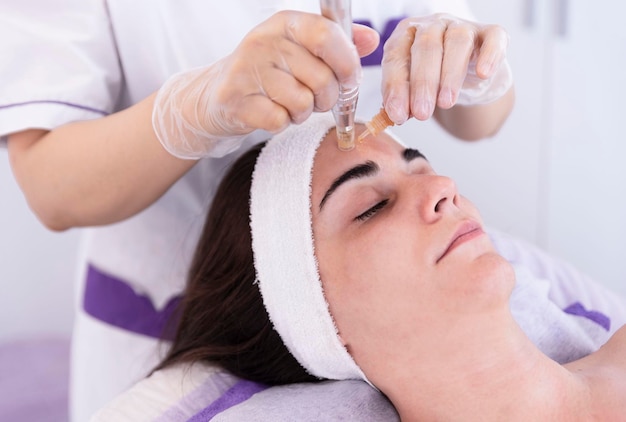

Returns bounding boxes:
[312,124,405,193]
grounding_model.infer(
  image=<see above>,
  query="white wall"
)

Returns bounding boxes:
[0,149,78,341]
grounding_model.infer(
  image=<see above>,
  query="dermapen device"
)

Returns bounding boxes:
[320,0,359,151]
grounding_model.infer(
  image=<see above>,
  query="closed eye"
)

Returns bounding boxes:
[355,199,389,222]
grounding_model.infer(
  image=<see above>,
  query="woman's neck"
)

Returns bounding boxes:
[374,311,592,421]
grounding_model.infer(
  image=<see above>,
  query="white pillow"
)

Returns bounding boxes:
[90,362,238,422]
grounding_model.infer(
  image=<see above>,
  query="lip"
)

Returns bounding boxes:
[436,220,485,263]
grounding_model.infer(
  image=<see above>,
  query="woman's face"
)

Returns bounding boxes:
[310,127,514,372]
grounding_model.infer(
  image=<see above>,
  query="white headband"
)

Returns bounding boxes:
[249,112,371,384]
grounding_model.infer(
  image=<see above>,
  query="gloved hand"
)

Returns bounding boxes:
[152,11,379,159]
[381,13,513,124]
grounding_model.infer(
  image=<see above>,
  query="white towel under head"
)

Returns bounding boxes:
[249,111,372,385]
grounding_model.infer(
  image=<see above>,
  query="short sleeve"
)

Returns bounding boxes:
[0,0,122,141]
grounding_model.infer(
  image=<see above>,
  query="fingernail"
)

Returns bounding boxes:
[414,99,434,120]
[478,61,495,78]
[342,68,362,91]
[386,99,407,124]
[438,88,455,109]
[355,64,363,85]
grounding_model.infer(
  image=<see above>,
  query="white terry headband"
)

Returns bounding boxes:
[249,111,371,384]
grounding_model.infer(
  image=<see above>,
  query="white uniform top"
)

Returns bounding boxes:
[0,0,473,310]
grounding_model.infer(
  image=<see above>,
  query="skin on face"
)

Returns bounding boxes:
[310,125,515,376]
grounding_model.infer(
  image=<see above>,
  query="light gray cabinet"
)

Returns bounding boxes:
[544,0,626,295]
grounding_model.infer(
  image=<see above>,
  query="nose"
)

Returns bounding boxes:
[416,175,459,223]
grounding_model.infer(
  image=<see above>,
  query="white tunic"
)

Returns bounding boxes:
[0,0,473,309]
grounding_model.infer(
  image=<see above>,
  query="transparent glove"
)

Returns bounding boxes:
[456,56,512,106]
[152,11,375,160]
[381,13,513,123]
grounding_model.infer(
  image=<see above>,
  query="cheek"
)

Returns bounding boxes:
[319,223,423,295]
[317,225,432,342]
[459,195,484,223]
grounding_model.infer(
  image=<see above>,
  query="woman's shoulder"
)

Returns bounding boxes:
[567,325,626,420]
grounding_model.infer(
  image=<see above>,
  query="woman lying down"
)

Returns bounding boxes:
[93,112,626,421]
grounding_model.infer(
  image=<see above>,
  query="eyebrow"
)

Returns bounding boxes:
[319,160,379,210]
[318,148,426,210]
[403,148,426,162]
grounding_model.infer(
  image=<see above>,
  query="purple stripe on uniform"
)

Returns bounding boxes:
[356,17,405,67]
[563,302,611,331]
[187,380,268,422]
[83,264,181,339]
[0,100,107,115]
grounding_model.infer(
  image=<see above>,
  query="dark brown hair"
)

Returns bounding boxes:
[155,142,317,385]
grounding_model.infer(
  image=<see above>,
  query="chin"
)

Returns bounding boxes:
[436,251,514,315]
[471,251,516,297]
[448,251,515,312]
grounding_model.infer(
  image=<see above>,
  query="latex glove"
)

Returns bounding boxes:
[381,13,513,124]
[152,11,378,160]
